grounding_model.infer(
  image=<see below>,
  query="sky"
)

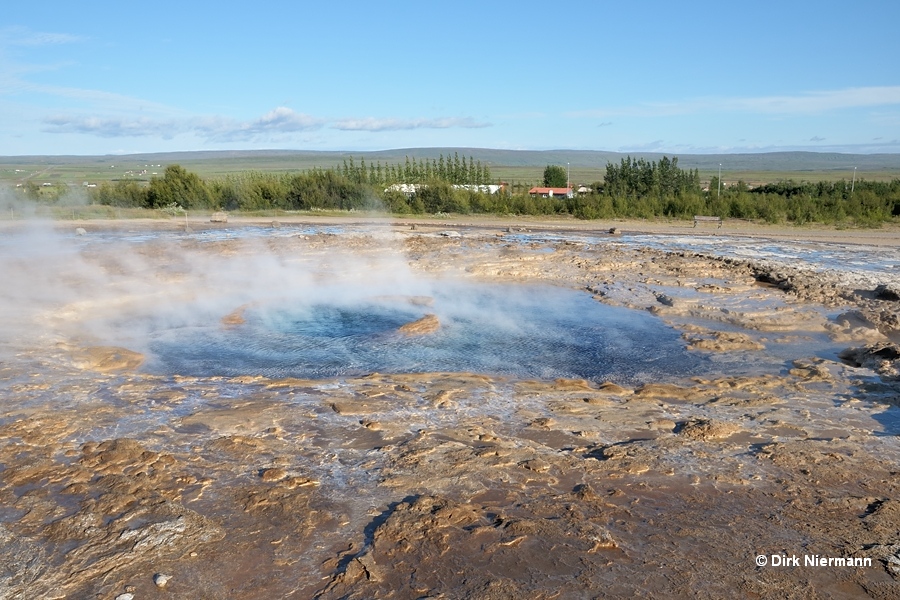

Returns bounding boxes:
[3,1,900,156]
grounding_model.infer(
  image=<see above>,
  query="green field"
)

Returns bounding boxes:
[1,149,898,190]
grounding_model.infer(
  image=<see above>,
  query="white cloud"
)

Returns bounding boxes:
[42,115,182,138]
[617,140,668,152]
[332,116,491,131]
[42,109,492,141]
[195,107,325,141]
[0,26,85,47]
[570,86,900,119]
[722,86,900,114]
[42,107,324,141]
[8,81,181,116]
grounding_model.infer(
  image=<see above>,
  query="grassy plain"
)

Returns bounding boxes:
[1,149,898,189]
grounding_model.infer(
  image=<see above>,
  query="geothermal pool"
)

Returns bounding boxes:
[1,221,864,386]
[145,282,705,383]
[0,222,711,385]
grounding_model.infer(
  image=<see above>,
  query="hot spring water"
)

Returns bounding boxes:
[145,282,705,384]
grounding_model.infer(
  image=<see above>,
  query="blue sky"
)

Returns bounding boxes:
[3,1,899,156]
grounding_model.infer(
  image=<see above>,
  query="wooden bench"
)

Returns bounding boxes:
[693,215,722,229]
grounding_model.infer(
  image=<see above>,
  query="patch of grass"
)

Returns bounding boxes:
[3,150,898,189]
[34,206,161,220]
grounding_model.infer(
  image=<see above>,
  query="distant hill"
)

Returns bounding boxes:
[2,148,898,172]
[2,149,897,187]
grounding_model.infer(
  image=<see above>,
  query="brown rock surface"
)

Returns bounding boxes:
[397,313,440,335]
[2,219,900,598]
[74,346,144,372]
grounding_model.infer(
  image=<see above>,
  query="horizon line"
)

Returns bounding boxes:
[2,146,900,160]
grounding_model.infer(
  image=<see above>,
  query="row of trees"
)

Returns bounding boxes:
[71,158,900,226]
[603,156,701,199]
[339,153,492,186]
[711,178,900,225]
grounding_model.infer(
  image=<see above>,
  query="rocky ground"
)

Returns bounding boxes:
[2,219,900,599]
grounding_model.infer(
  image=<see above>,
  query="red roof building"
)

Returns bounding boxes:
[528,187,574,199]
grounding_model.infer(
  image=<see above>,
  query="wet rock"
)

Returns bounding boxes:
[633,383,698,401]
[839,342,900,380]
[581,395,616,406]
[0,524,48,596]
[654,292,676,307]
[596,381,630,395]
[397,313,440,335]
[178,400,283,435]
[330,397,395,415]
[683,330,764,352]
[749,264,849,305]
[854,306,900,334]
[789,358,833,381]
[79,437,157,471]
[26,492,222,598]
[240,476,318,514]
[826,310,886,342]
[428,389,458,408]
[519,458,551,472]
[259,467,288,482]
[648,418,677,432]
[874,284,900,301]
[552,378,594,391]
[73,346,144,372]
[221,304,249,326]
[318,494,617,599]
[587,440,656,475]
[206,435,268,454]
[676,418,741,440]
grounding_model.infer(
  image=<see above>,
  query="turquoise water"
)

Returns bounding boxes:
[147,283,706,384]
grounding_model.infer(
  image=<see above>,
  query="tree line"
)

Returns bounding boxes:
[569,156,900,225]
[340,152,492,185]
[53,155,899,226]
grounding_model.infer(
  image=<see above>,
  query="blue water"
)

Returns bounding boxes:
[9,222,887,384]
[146,283,705,384]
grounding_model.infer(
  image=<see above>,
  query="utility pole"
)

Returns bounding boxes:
[567,162,570,190]
[851,166,857,194]
[717,163,722,199]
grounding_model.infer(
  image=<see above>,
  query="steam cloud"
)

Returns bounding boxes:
[0,199,681,383]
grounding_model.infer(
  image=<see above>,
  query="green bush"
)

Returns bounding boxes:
[79,160,900,227]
